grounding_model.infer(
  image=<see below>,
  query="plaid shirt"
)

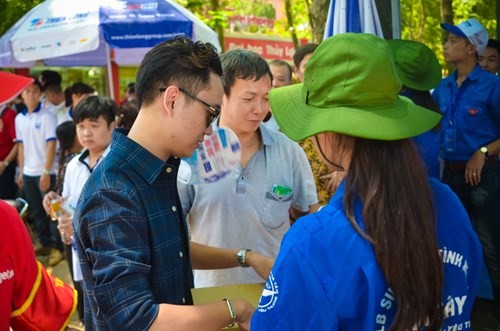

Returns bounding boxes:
[74,129,193,330]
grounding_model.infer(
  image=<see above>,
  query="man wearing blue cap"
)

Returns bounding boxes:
[433,18,500,327]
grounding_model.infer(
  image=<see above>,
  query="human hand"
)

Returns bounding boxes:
[43,191,61,216]
[465,151,485,186]
[39,173,50,192]
[0,161,6,175]
[232,299,255,331]
[17,173,23,189]
[57,214,73,245]
[245,251,274,281]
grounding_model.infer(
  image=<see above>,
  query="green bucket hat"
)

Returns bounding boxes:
[269,33,442,142]
[387,39,442,91]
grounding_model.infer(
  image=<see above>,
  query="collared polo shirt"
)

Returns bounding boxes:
[15,103,57,176]
[74,129,193,330]
[251,179,482,330]
[178,124,318,287]
[432,65,500,161]
[62,148,110,209]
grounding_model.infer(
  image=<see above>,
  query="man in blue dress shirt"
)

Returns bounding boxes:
[433,18,500,327]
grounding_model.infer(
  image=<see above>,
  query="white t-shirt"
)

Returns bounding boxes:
[15,104,57,176]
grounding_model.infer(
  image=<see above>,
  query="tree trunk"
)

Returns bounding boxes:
[209,0,225,52]
[440,0,453,45]
[284,0,299,49]
[310,0,329,43]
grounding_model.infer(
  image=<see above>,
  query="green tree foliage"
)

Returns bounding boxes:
[0,0,43,36]
[400,0,497,73]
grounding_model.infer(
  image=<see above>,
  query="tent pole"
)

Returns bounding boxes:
[391,0,401,39]
[105,43,116,101]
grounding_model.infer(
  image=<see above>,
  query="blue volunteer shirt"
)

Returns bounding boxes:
[432,65,500,161]
[251,179,482,330]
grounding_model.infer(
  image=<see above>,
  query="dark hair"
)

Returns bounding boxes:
[338,135,444,331]
[70,82,95,96]
[72,95,117,126]
[136,36,222,108]
[43,83,63,95]
[293,43,318,68]
[220,49,272,97]
[39,70,62,87]
[126,82,136,94]
[26,77,43,91]
[56,121,77,153]
[64,87,73,107]
[117,99,139,129]
[269,59,292,81]
[401,88,441,131]
[487,38,500,53]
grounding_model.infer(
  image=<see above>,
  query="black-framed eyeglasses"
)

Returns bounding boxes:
[159,87,220,127]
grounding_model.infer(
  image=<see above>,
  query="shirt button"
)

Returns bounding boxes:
[179,251,183,258]
[172,206,177,212]
[182,297,186,304]
[165,167,172,173]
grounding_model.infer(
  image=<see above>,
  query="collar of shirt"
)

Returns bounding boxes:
[21,102,41,115]
[447,64,483,88]
[112,128,180,184]
[78,147,110,173]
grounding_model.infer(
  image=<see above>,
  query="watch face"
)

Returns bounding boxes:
[480,147,488,154]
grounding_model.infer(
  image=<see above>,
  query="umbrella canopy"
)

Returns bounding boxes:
[0,0,220,67]
[323,0,383,39]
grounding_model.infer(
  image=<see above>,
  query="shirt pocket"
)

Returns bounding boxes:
[458,102,486,134]
[260,191,292,230]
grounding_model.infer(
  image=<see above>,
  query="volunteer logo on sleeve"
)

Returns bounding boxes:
[257,272,279,312]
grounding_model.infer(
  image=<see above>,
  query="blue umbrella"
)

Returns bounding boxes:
[323,0,383,39]
[0,0,220,67]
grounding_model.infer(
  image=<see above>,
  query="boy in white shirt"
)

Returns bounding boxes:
[15,79,61,266]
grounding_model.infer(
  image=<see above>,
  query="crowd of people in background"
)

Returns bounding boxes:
[0,17,499,331]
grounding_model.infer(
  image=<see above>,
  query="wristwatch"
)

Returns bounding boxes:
[236,248,251,267]
[479,146,489,158]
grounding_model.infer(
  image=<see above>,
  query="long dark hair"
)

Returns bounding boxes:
[339,135,444,330]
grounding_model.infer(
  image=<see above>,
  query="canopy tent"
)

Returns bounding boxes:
[0,0,220,99]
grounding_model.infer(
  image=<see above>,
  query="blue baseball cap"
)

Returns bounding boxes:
[441,18,489,55]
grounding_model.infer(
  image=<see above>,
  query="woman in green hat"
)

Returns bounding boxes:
[251,33,482,331]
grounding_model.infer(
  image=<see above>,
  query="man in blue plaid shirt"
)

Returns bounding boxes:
[73,36,272,331]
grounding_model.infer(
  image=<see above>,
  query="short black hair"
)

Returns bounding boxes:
[43,83,63,94]
[27,77,43,91]
[127,82,136,94]
[293,43,318,68]
[56,121,77,153]
[72,95,117,126]
[136,36,222,108]
[39,70,62,87]
[487,39,500,53]
[70,82,95,96]
[220,49,272,97]
[269,59,293,81]
[117,100,139,129]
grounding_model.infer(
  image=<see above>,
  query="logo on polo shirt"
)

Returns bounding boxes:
[257,272,279,312]
[468,108,478,116]
[0,268,14,285]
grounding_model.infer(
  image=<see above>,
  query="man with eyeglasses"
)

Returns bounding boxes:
[73,37,273,331]
[178,49,319,288]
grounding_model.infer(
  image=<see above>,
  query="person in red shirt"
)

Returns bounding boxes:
[0,72,33,199]
[0,199,77,330]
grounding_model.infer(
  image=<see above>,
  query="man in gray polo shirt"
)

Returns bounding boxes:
[178,49,318,288]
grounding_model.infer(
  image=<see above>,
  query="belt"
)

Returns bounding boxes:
[444,156,499,171]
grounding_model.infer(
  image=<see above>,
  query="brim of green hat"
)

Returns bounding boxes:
[269,84,442,142]
[388,39,442,91]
